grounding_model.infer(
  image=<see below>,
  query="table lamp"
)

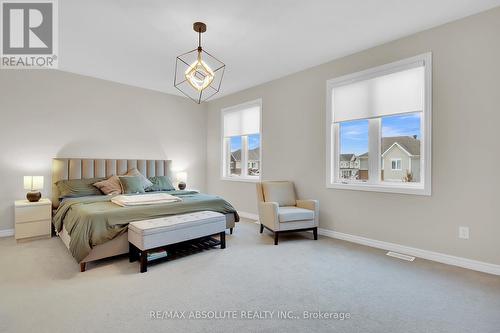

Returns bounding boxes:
[176,172,187,190]
[24,176,43,202]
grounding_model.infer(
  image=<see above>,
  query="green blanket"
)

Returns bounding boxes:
[52,191,239,262]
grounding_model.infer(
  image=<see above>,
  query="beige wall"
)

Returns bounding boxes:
[0,70,207,231]
[206,7,500,265]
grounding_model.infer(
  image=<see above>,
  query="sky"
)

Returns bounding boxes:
[340,113,421,155]
[230,134,260,152]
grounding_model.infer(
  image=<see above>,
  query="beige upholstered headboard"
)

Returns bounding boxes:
[52,158,173,208]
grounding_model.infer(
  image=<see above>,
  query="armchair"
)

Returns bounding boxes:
[256,181,319,245]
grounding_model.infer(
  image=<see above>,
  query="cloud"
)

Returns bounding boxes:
[341,122,368,141]
[396,113,421,120]
[382,125,420,137]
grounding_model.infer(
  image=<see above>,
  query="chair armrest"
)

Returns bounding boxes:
[258,201,279,231]
[296,199,317,211]
[296,199,319,226]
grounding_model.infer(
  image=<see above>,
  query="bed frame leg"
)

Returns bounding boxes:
[80,262,86,272]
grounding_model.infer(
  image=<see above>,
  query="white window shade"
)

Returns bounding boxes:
[332,66,424,123]
[223,105,260,137]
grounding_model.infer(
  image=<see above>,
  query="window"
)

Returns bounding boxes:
[339,119,368,182]
[326,53,432,195]
[221,99,262,181]
[391,159,402,171]
[382,113,421,183]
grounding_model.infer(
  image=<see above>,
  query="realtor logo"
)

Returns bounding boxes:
[1,0,58,68]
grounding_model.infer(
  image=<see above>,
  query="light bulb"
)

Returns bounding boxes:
[184,51,215,92]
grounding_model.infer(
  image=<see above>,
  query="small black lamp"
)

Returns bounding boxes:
[24,176,43,202]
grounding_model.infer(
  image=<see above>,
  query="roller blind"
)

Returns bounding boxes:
[332,65,424,123]
[223,104,260,137]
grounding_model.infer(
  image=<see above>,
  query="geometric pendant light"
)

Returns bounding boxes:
[174,22,225,104]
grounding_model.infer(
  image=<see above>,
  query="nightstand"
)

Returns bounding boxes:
[15,198,52,241]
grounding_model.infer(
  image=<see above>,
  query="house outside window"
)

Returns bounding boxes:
[326,53,432,195]
[221,99,262,181]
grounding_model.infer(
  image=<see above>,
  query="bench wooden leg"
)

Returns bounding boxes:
[80,262,86,272]
[140,251,148,273]
[313,227,318,240]
[220,231,226,249]
[129,243,139,262]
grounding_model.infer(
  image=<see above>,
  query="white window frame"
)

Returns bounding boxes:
[220,99,262,182]
[326,53,432,196]
[391,158,402,171]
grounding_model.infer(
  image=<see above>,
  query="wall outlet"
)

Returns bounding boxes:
[458,226,469,239]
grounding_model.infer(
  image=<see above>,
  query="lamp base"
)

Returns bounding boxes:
[178,182,186,190]
[193,22,207,33]
[27,191,41,202]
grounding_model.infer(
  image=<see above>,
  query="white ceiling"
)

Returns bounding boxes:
[60,0,500,99]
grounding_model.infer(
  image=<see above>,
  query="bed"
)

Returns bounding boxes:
[51,158,238,271]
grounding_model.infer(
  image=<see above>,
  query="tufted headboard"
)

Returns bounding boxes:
[52,158,173,208]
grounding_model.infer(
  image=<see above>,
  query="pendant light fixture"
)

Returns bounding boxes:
[174,22,225,104]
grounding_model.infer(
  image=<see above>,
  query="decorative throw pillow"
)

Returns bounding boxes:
[119,176,145,194]
[93,175,122,195]
[56,178,105,198]
[262,181,296,207]
[125,168,153,190]
[146,176,175,192]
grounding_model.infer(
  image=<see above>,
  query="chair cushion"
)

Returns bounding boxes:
[262,181,296,207]
[278,206,314,223]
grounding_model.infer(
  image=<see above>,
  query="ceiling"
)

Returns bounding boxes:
[59,0,500,99]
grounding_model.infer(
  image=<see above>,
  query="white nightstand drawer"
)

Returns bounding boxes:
[15,205,51,223]
[15,219,51,239]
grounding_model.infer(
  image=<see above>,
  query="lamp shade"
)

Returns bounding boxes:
[24,176,44,191]
[176,172,187,183]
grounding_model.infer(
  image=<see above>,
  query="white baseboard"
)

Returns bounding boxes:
[319,228,500,276]
[238,211,259,221]
[0,228,14,238]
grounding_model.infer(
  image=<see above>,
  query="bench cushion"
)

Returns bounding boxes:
[128,211,226,250]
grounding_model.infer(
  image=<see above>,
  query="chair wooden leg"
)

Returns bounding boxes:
[230,227,233,235]
[259,224,264,234]
[80,262,86,272]
[313,227,318,240]
[274,232,279,245]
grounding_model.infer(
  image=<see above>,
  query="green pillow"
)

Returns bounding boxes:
[56,178,105,198]
[119,176,145,194]
[146,176,175,192]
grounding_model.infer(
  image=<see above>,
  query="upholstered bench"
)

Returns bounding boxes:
[128,211,226,272]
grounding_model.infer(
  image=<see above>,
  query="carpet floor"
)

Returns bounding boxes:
[0,218,499,333]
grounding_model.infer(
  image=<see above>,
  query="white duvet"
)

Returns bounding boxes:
[111,193,181,207]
